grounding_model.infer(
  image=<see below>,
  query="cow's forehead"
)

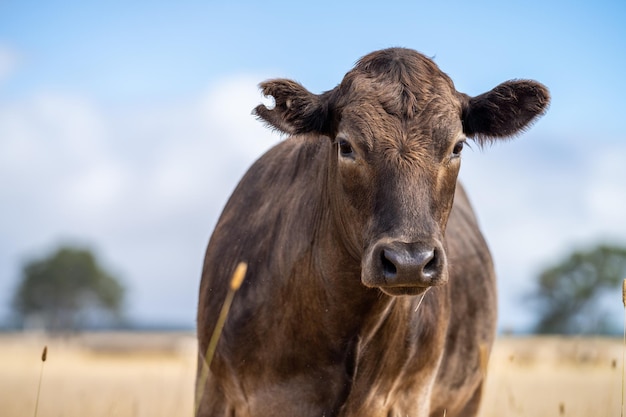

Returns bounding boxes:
[338,72,457,119]
[332,50,466,160]
[338,89,464,153]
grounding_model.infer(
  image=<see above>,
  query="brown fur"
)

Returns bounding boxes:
[197,48,549,417]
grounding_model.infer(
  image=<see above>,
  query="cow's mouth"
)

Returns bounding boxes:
[378,285,430,297]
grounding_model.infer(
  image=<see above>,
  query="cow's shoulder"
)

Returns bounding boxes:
[199,135,331,317]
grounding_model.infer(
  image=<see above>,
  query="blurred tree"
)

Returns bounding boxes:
[12,246,125,331]
[530,244,626,335]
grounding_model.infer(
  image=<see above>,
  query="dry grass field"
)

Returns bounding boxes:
[0,332,621,417]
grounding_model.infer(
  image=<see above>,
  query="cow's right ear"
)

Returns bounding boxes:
[254,79,334,136]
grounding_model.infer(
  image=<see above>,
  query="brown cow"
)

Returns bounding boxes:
[197,47,549,417]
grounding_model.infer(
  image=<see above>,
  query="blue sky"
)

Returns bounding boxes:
[1,1,625,331]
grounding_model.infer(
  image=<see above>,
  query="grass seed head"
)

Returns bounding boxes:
[230,262,247,291]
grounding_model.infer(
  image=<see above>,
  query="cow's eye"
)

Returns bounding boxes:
[339,139,355,158]
[452,140,465,157]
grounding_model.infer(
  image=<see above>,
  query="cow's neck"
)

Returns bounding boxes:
[310,152,447,411]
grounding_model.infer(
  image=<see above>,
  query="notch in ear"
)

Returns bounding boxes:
[253,79,335,136]
[462,80,550,143]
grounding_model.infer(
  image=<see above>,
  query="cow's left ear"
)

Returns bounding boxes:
[254,79,335,136]
[461,80,550,142]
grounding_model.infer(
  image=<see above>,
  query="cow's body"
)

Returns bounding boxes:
[197,48,548,417]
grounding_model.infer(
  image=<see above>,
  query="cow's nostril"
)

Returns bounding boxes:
[422,249,438,278]
[381,250,397,278]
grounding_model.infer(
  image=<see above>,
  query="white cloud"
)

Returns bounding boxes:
[0,44,18,86]
[0,74,279,326]
[583,147,626,234]
[0,93,117,238]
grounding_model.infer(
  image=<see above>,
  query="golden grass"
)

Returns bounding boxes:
[33,345,47,417]
[0,332,197,417]
[480,336,622,417]
[0,332,622,417]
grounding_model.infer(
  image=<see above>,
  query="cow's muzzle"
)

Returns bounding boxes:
[362,239,448,296]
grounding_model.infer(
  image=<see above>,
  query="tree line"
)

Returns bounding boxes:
[11,246,125,331]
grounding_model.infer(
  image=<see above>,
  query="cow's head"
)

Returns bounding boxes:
[254,48,549,296]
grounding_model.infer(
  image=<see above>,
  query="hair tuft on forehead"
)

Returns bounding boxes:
[341,48,456,119]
